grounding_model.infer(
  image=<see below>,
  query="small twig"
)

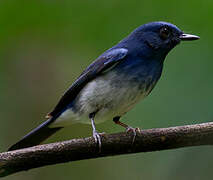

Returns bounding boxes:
[1,122,213,178]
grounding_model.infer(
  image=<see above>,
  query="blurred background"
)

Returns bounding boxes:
[0,0,213,179]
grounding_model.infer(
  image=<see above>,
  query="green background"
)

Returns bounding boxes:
[0,0,213,179]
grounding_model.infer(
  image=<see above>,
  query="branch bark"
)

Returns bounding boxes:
[1,122,213,178]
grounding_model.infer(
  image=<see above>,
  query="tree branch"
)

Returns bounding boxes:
[1,122,213,178]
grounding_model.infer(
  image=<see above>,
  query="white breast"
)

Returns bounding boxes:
[51,71,148,127]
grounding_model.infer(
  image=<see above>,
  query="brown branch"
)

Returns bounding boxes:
[1,122,213,178]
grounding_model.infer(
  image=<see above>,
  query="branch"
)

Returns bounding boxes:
[1,122,213,177]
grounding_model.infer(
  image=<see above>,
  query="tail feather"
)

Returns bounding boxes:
[8,119,62,151]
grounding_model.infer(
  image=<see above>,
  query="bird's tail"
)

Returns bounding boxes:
[8,118,62,151]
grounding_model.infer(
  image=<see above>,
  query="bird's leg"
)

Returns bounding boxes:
[113,116,140,144]
[89,112,102,152]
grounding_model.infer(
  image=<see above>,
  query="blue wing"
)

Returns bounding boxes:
[48,48,128,119]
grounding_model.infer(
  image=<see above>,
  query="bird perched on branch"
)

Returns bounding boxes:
[9,21,199,151]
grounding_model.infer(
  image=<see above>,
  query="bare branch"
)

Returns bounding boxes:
[1,122,213,178]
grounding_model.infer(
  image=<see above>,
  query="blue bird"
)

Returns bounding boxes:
[9,21,199,151]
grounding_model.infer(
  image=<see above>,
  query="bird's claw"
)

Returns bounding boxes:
[93,131,102,152]
[126,127,141,144]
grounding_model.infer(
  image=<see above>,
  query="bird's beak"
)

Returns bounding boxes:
[179,33,200,41]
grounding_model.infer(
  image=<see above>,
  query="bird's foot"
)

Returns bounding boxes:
[126,127,141,145]
[93,131,102,152]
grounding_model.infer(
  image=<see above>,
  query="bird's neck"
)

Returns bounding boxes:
[119,37,167,63]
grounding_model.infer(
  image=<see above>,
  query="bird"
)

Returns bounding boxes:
[8,21,199,151]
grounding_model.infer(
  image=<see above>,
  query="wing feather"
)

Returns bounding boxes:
[47,48,128,119]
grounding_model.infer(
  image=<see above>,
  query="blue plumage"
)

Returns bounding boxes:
[9,21,199,151]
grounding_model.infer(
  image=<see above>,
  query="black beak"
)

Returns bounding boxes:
[179,33,200,41]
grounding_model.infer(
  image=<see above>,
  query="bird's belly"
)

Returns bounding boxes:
[51,70,153,127]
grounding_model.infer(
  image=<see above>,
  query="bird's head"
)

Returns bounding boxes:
[128,21,200,60]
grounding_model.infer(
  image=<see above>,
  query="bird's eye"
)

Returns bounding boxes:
[159,27,170,40]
